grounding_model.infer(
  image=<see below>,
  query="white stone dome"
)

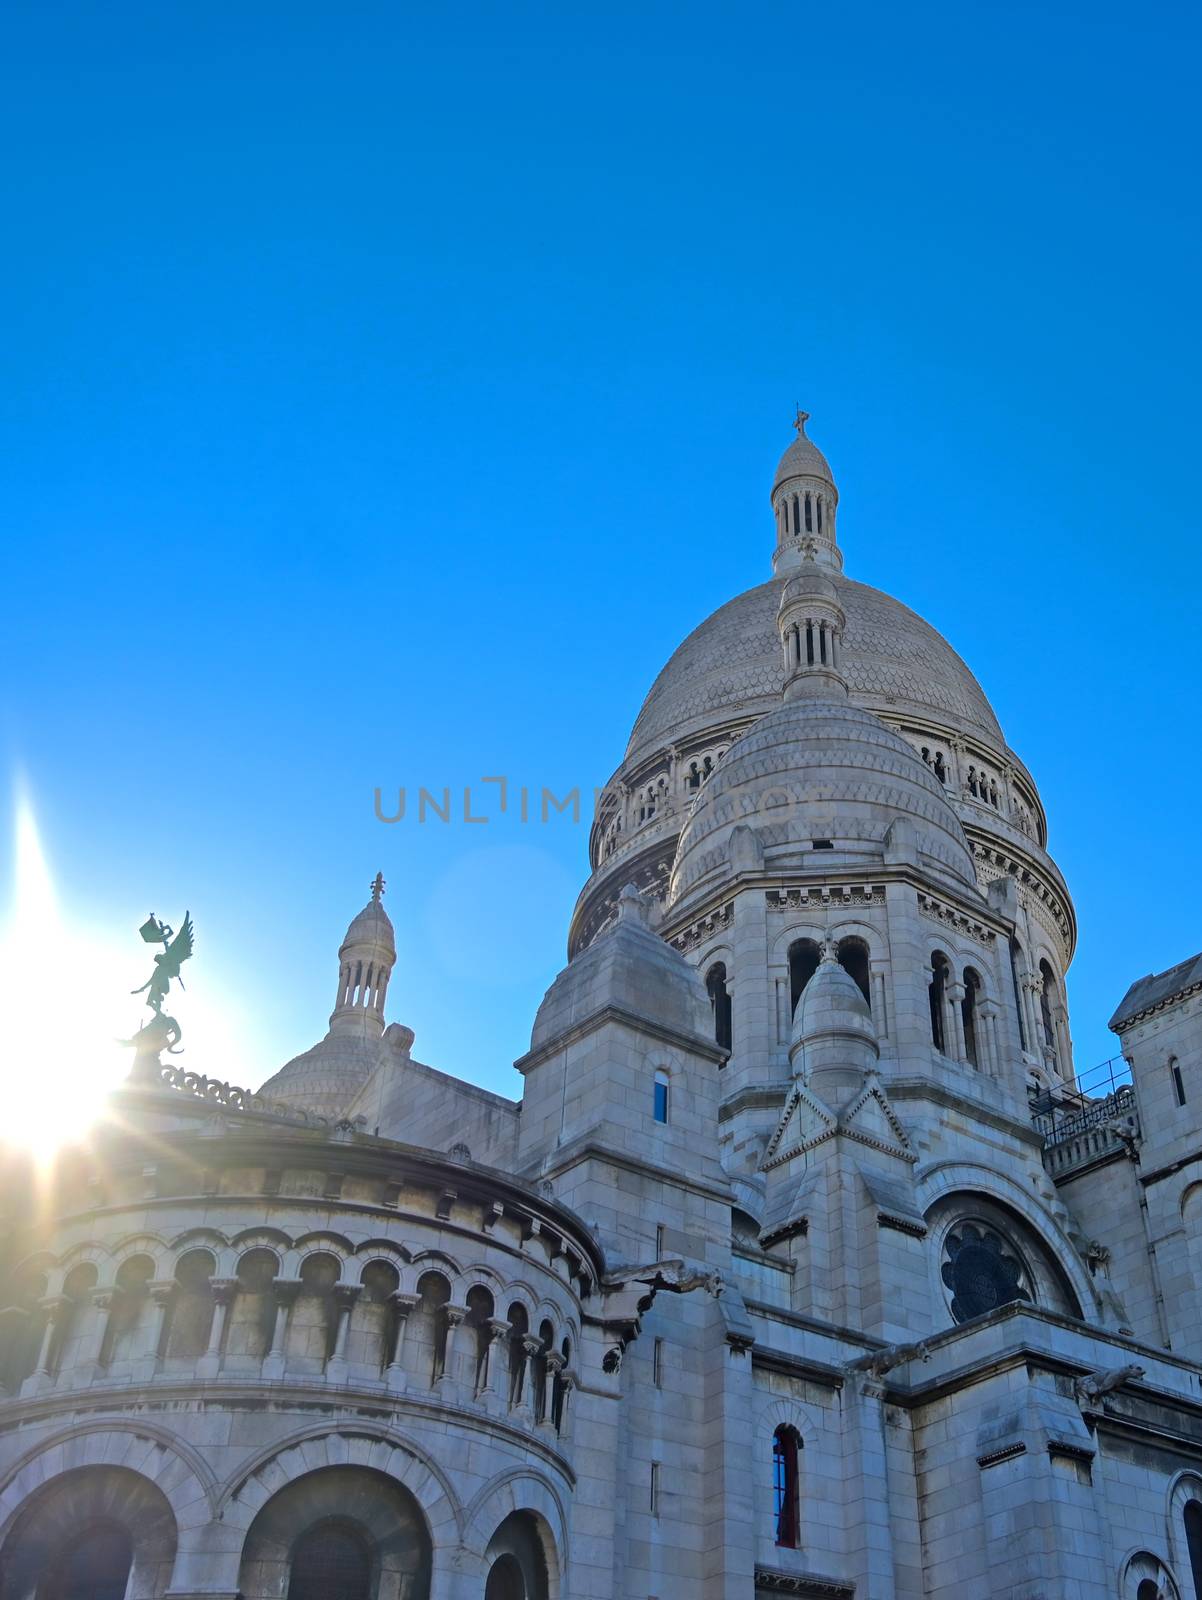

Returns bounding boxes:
[342,898,394,952]
[773,429,836,490]
[669,695,977,908]
[258,1033,385,1119]
[625,573,1004,766]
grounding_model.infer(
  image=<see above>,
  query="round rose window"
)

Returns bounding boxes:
[941,1222,1032,1323]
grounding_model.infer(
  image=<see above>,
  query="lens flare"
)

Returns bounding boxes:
[0,791,252,1164]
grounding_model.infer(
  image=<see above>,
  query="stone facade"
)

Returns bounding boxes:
[2,417,1201,1599]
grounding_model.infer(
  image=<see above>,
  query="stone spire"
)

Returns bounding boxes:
[771,409,840,575]
[329,872,396,1040]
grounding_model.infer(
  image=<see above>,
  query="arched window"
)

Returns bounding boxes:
[167,1248,216,1360]
[99,1255,153,1367]
[653,1069,670,1125]
[1185,1497,1202,1594]
[1039,959,1058,1063]
[1172,1056,1187,1107]
[789,939,821,1016]
[963,968,982,1070]
[929,953,950,1053]
[41,1521,133,1600]
[804,492,813,532]
[772,1425,801,1548]
[465,1284,495,1393]
[287,1518,372,1600]
[288,1253,340,1370]
[415,1271,451,1383]
[837,938,871,1007]
[507,1301,530,1405]
[706,962,733,1051]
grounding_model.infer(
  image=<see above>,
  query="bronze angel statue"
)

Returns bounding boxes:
[132,912,194,1015]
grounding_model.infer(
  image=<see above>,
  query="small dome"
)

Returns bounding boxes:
[793,954,874,1047]
[773,416,835,492]
[342,897,395,954]
[259,1033,384,1119]
[669,695,978,908]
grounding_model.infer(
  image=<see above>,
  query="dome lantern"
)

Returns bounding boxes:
[771,410,840,577]
[329,870,395,1039]
[778,562,848,701]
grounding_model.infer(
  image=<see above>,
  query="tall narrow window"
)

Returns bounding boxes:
[804,493,813,532]
[653,1337,664,1388]
[287,1519,372,1600]
[706,962,733,1051]
[772,1425,801,1548]
[837,938,871,1007]
[789,939,821,1016]
[653,1069,669,1125]
[929,953,950,1053]
[963,968,982,1069]
[1185,1499,1202,1596]
[42,1522,132,1600]
[1009,939,1027,1052]
[1172,1057,1187,1107]
[650,1461,661,1516]
[1039,959,1058,1064]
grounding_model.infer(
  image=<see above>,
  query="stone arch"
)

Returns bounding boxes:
[464,1471,566,1595]
[409,1248,463,1280]
[0,1464,176,1600]
[218,1424,463,1546]
[236,1465,433,1600]
[457,1262,508,1300]
[106,1234,172,1278]
[916,1161,1098,1321]
[0,1421,218,1535]
[230,1226,293,1253]
[1119,1547,1181,1598]
[1166,1472,1202,1595]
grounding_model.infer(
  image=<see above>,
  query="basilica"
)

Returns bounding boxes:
[3,417,1202,1599]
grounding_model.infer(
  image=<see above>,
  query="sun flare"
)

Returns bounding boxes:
[0,793,250,1164]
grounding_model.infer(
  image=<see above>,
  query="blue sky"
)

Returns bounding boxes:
[1,0,1199,1101]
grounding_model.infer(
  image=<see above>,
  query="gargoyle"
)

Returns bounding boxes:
[1073,1362,1145,1405]
[844,1339,930,1380]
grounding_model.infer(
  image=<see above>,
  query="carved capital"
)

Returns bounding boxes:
[390,1292,419,1319]
[209,1278,238,1306]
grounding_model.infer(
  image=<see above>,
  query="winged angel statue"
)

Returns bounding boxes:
[123,912,194,1077]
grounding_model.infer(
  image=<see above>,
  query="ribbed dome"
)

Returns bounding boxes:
[625,574,1004,766]
[773,425,835,490]
[259,1034,384,1120]
[794,955,874,1046]
[669,696,977,908]
[343,898,394,952]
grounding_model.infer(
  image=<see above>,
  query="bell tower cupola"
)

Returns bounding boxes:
[771,409,840,575]
[777,562,848,701]
[329,871,395,1039]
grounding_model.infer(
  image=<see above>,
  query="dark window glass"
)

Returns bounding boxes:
[1185,1499,1202,1595]
[772,1426,800,1547]
[653,1074,669,1124]
[706,964,733,1052]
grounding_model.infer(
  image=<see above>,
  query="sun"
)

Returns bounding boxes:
[0,798,134,1162]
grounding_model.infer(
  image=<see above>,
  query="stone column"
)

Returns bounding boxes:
[945,980,967,1063]
[385,1292,419,1393]
[556,1369,577,1441]
[511,1333,543,1424]
[978,1005,999,1078]
[261,1278,302,1381]
[197,1279,237,1380]
[479,1317,511,1400]
[436,1305,467,1393]
[143,1280,177,1377]
[79,1289,115,1379]
[871,966,889,1041]
[325,1285,360,1382]
[23,1297,67,1395]
[1021,975,1042,1061]
[539,1349,565,1436]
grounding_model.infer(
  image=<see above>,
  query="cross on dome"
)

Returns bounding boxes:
[793,407,811,434]
[370,871,386,903]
